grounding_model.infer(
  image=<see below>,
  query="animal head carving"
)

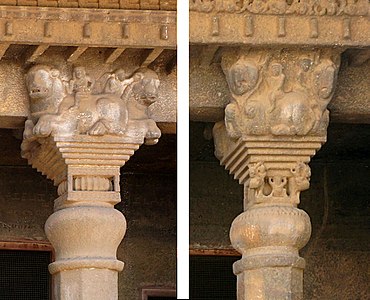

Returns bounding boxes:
[130,68,160,105]
[25,65,65,119]
[26,65,62,100]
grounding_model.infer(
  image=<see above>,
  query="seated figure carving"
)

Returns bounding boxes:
[23,65,161,149]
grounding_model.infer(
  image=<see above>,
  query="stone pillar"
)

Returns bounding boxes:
[213,48,341,299]
[21,65,161,299]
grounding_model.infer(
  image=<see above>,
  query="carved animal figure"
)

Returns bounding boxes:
[24,65,161,145]
[124,68,161,145]
[270,91,316,136]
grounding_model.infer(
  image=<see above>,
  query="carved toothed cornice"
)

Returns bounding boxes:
[189,1,370,46]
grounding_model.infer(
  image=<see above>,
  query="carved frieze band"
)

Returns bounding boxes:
[0,6,176,48]
[190,0,369,16]
[190,1,370,46]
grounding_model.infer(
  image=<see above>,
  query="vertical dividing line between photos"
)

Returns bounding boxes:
[177,1,190,299]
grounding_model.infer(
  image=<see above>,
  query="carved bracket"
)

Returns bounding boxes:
[22,64,161,146]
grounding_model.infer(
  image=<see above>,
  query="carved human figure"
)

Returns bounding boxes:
[290,162,311,192]
[267,62,285,112]
[66,67,93,94]
[103,69,134,96]
[65,67,94,109]
[224,103,240,138]
[297,57,313,90]
[269,176,288,197]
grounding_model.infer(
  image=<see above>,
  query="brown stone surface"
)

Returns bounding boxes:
[0,47,176,130]
[0,7,176,49]
[190,2,370,47]
[0,0,176,9]
[190,48,370,124]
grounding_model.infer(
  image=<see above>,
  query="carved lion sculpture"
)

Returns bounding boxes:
[24,65,161,145]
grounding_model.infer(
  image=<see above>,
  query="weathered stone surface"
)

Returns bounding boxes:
[19,52,165,298]
[0,165,176,298]
[0,47,176,131]
[0,0,176,9]
[190,1,370,46]
[211,47,341,299]
[190,49,370,124]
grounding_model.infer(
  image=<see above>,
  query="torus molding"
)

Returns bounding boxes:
[0,6,176,48]
[189,1,370,46]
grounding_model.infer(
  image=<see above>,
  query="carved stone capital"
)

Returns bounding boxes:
[220,48,340,139]
[213,47,341,300]
[20,63,162,300]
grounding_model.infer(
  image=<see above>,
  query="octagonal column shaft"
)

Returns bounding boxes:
[213,48,341,299]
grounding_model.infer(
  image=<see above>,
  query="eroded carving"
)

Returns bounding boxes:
[222,48,340,138]
[190,0,369,16]
[23,65,161,149]
[246,161,311,207]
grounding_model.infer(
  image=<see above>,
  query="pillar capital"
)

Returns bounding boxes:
[213,47,341,300]
[20,63,161,300]
[219,47,341,139]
